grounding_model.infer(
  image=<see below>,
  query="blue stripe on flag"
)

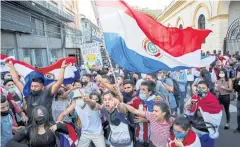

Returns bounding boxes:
[104,33,189,73]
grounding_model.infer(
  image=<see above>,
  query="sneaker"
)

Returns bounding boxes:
[224,125,229,130]
[233,128,240,133]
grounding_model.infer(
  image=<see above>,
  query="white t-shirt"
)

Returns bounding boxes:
[75,104,103,135]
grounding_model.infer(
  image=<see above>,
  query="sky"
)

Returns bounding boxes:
[78,0,172,25]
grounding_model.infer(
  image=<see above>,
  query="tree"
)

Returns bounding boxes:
[133,7,159,20]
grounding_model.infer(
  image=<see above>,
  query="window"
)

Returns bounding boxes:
[179,24,183,29]
[23,49,47,67]
[31,16,45,36]
[23,49,33,65]
[47,21,61,38]
[1,48,14,57]
[198,14,205,43]
[198,14,205,29]
[50,48,62,62]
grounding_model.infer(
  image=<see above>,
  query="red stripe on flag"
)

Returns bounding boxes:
[96,0,212,57]
[4,55,76,74]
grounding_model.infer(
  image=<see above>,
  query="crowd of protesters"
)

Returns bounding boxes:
[1,50,240,147]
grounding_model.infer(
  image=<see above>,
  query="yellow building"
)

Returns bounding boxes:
[157,0,240,54]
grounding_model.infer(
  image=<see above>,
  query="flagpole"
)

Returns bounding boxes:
[90,0,119,90]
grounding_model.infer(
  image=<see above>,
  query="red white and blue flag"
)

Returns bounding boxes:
[168,130,201,147]
[0,54,80,96]
[185,93,223,139]
[95,0,215,73]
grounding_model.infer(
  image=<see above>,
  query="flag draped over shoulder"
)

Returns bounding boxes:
[1,54,80,96]
[95,0,215,73]
[188,93,223,139]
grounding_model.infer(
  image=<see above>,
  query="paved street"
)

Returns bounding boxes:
[215,100,240,147]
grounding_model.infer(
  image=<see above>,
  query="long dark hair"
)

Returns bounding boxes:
[173,115,191,131]
[30,106,51,146]
[217,68,229,81]
[154,102,171,122]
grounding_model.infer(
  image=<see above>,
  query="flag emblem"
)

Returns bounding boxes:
[143,38,162,58]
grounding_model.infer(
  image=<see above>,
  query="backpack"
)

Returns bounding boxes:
[102,107,134,146]
[172,79,180,98]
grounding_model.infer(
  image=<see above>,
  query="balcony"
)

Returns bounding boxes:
[16,0,74,22]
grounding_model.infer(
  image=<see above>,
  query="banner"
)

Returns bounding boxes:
[80,42,102,69]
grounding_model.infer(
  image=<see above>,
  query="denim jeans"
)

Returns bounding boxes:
[199,134,214,147]
[185,81,194,97]
[178,91,186,114]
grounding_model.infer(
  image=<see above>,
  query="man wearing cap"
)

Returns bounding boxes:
[58,89,105,147]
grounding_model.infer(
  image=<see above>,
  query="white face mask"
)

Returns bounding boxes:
[219,73,225,78]
[75,99,85,108]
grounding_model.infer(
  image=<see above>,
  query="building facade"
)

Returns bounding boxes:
[157,0,240,54]
[1,0,82,67]
[80,14,110,66]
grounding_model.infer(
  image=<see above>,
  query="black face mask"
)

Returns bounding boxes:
[31,90,42,96]
[131,78,137,83]
[125,91,134,97]
[35,116,46,125]
[81,81,88,86]
[1,110,10,116]
[57,90,64,96]
[197,89,207,98]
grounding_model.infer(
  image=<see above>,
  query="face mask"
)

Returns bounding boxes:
[157,76,162,80]
[8,87,16,94]
[132,77,137,83]
[1,110,10,116]
[57,90,64,95]
[139,93,148,101]
[197,89,207,98]
[76,99,85,108]
[219,73,225,78]
[35,116,46,125]
[31,90,42,96]
[81,81,88,86]
[173,130,187,139]
[125,91,134,97]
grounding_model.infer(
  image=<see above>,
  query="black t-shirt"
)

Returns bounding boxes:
[6,123,68,147]
[25,87,54,121]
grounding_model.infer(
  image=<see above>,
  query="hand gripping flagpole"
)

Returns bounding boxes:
[90,0,121,93]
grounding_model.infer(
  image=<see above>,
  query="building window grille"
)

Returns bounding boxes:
[31,16,45,36]
[198,14,206,43]
[179,24,183,29]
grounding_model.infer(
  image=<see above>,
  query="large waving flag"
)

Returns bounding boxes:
[1,54,80,96]
[94,0,215,73]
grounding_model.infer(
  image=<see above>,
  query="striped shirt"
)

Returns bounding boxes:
[128,96,150,141]
[145,111,171,147]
